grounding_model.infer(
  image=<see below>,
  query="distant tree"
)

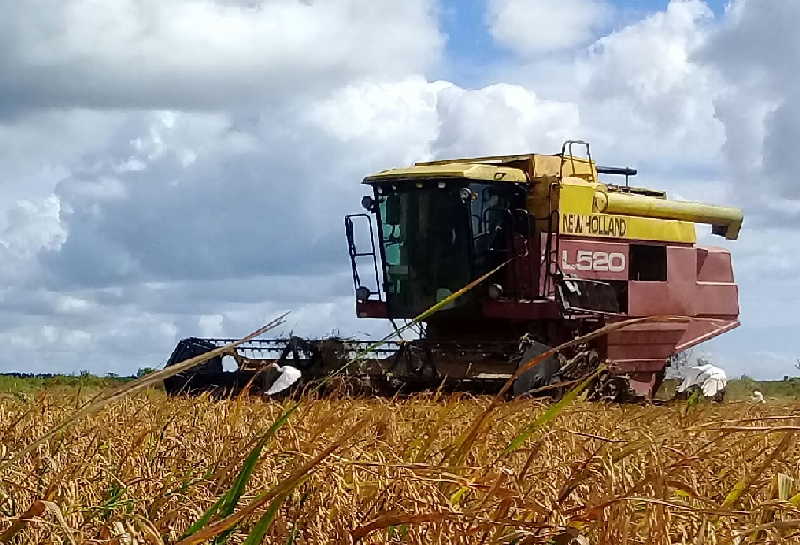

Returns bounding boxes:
[136,367,157,378]
[106,372,119,379]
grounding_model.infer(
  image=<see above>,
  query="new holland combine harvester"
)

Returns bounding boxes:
[164,141,743,401]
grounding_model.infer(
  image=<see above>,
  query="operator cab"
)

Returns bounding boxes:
[345,163,529,319]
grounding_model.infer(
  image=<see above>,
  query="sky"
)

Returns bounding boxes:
[0,0,796,379]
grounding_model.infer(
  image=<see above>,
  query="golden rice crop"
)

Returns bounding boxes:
[1,388,800,544]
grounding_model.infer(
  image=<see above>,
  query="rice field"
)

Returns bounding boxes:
[2,386,800,544]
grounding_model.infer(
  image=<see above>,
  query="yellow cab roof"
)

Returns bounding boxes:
[363,162,527,184]
[363,152,597,184]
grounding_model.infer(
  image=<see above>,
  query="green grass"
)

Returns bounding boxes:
[726,377,800,401]
[658,377,800,401]
[0,374,132,394]
[4,374,799,401]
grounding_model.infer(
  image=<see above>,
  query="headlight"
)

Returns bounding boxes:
[355,286,371,303]
[488,283,503,299]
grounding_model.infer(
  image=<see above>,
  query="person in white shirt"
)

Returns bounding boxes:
[676,364,728,402]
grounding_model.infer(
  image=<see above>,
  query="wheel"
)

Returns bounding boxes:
[512,339,561,397]
[587,372,629,402]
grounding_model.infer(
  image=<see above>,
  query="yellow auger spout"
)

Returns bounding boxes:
[594,191,743,240]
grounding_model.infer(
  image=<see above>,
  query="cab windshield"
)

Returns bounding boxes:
[373,180,520,317]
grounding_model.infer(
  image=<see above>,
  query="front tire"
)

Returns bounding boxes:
[512,339,561,397]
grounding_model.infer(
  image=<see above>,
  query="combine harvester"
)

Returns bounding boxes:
[164,141,743,401]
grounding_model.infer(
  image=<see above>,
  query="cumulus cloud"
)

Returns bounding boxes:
[533,0,723,179]
[699,0,800,209]
[487,0,612,55]
[0,0,443,111]
[433,83,580,157]
[0,197,66,288]
[485,0,723,183]
[577,0,720,159]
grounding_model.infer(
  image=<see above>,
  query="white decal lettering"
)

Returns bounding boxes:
[609,252,626,272]
[593,251,609,271]
[561,250,575,271]
[561,249,627,273]
[576,250,593,271]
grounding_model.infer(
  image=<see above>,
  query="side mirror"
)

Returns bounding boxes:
[361,195,376,212]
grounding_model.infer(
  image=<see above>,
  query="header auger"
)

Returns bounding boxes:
[164,141,743,401]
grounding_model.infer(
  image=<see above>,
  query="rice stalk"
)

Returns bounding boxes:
[2,366,799,543]
[173,418,367,545]
[240,491,291,545]
[0,499,45,542]
[0,314,288,473]
[502,367,603,456]
[721,432,794,509]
